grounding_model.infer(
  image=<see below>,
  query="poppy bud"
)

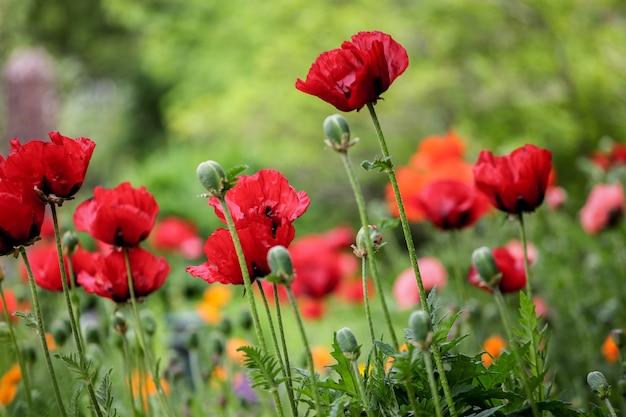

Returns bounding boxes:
[409,310,432,348]
[587,371,611,399]
[238,309,253,331]
[51,319,70,346]
[85,322,100,344]
[196,160,227,197]
[323,114,353,151]
[471,247,500,288]
[354,225,383,258]
[187,331,200,350]
[62,231,80,256]
[112,311,128,335]
[218,317,232,337]
[140,309,157,337]
[267,245,295,284]
[336,327,360,361]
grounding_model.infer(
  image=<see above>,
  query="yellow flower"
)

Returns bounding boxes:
[128,370,169,411]
[385,343,409,373]
[196,285,232,325]
[481,335,506,367]
[0,364,22,406]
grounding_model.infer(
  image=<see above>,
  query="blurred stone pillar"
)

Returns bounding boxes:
[2,47,56,153]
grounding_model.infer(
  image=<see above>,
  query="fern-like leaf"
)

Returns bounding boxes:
[238,345,286,391]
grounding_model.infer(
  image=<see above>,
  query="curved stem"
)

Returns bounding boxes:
[218,198,267,352]
[20,247,68,417]
[49,204,104,417]
[366,102,457,416]
[285,284,322,414]
[0,281,33,408]
[273,283,297,416]
[340,150,398,349]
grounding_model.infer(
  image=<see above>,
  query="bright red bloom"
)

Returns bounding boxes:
[473,145,552,214]
[151,216,203,259]
[77,247,169,302]
[21,241,98,292]
[210,169,310,229]
[414,179,489,230]
[73,182,159,247]
[296,31,408,112]
[0,179,46,255]
[0,132,95,199]
[580,183,625,234]
[187,215,296,285]
[468,247,526,294]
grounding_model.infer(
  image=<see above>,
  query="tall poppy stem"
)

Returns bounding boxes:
[0,281,33,409]
[20,247,68,417]
[49,204,104,417]
[272,283,297,416]
[366,102,457,417]
[339,150,398,349]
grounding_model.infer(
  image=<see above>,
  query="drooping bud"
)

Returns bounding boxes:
[112,311,128,335]
[267,245,295,284]
[196,160,227,197]
[587,371,611,399]
[62,231,80,256]
[323,114,355,151]
[471,247,500,288]
[353,225,383,258]
[336,327,360,361]
[409,310,432,349]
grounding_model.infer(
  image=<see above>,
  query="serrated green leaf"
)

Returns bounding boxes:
[373,340,396,357]
[13,311,37,329]
[95,369,117,417]
[238,345,286,390]
[361,156,392,172]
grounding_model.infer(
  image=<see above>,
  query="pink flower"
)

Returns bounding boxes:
[580,183,625,234]
[505,239,538,265]
[545,186,567,211]
[392,257,447,309]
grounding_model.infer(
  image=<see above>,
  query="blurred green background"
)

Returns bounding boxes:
[1,0,625,234]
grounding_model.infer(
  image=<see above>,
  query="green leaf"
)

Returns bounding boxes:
[238,345,286,390]
[465,405,504,417]
[378,217,400,230]
[13,311,37,329]
[95,369,117,417]
[361,156,392,172]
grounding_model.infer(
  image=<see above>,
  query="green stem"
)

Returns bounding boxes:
[272,283,297,416]
[189,347,206,413]
[351,360,374,417]
[339,150,398,349]
[0,282,33,408]
[366,102,457,416]
[493,289,539,417]
[120,330,142,417]
[285,284,322,414]
[49,204,104,417]
[423,350,443,417]
[255,281,293,416]
[218,198,267,353]
[360,257,376,343]
[122,248,176,417]
[403,371,422,417]
[605,397,618,417]
[20,247,68,417]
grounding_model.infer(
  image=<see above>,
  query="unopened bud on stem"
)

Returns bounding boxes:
[197,160,227,197]
[336,327,360,361]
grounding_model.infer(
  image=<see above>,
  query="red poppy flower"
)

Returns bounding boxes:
[580,183,625,234]
[296,31,409,112]
[21,242,98,292]
[73,182,159,247]
[414,179,490,230]
[473,144,552,214]
[0,179,46,255]
[210,169,310,229]
[187,215,296,285]
[77,247,169,303]
[0,132,95,200]
[0,289,18,321]
[393,258,448,309]
[289,235,344,299]
[468,247,526,294]
[151,216,203,259]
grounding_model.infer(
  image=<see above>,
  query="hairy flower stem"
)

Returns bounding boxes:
[256,281,296,416]
[340,150,398,349]
[218,198,267,352]
[50,204,104,417]
[285,284,322,414]
[0,282,33,408]
[423,350,444,417]
[360,257,375,343]
[604,398,618,417]
[20,247,68,417]
[493,289,540,417]
[122,248,176,417]
[366,102,457,417]
[351,360,374,417]
[120,332,141,416]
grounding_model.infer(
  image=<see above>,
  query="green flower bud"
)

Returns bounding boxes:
[471,247,500,287]
[267,245,295,283]
[22,344,37,364]
[112,311,128,335]
[409,310,432,348]
[85,322,100,345]
[336,327,360,361]
[238,309,253,331]
[62,231,80,256]
[51,319,70,346]
[211,335,225,356]
[187,331,200,350]
[354,225,383,258]
[218,317,232,337]
[611,329,626,349]
[323,114,352,150]
[140,309,157,337]
[196,160,227,196]
[587,371,611,399]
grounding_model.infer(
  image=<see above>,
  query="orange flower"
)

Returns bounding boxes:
[0,364,22,406]
[602,334,620,364]
[409,130,466,171]
[311,346,334,373]
[196,284,232,324]
[226,337,250,365]
[481,335,506,367]
[129,369,169,411]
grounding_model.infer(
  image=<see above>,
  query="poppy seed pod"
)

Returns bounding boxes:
[196,160,227,196]
[323,114,352,150]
